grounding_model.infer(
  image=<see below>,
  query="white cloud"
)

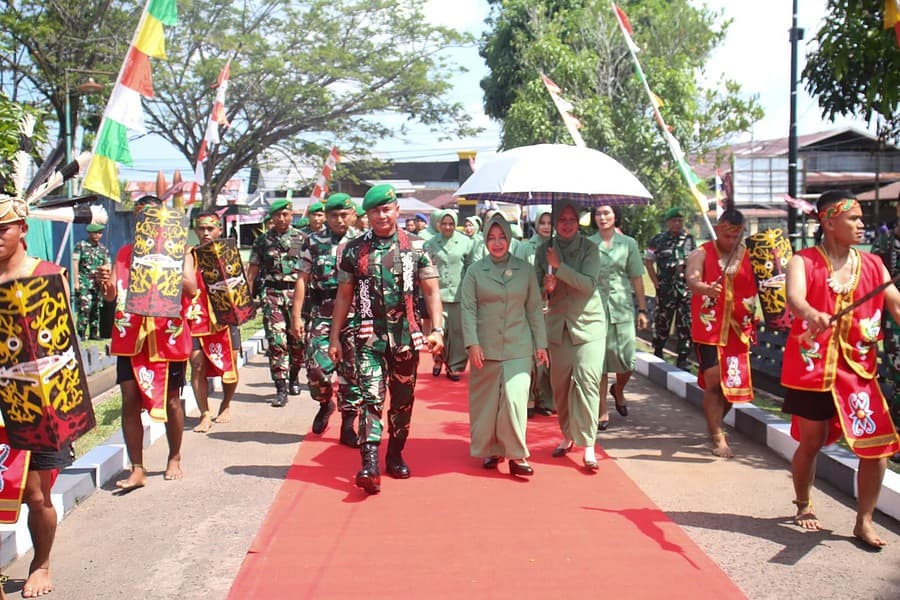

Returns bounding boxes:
[423,0,489,33]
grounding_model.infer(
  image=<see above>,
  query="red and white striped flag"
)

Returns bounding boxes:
[613,3,641,53]
[540,72,585,148]
[191,60,231,203]
[309,146,340,204]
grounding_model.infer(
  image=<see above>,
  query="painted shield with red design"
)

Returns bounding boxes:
[0,274,95,451]
[194,238,255,326]
[126,204,189,317]
[0,426,30,523]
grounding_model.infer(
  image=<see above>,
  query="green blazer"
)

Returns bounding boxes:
[424,232,474,303]
[461,254,547,361]
[535,234,606,345]
[588,231,644,325]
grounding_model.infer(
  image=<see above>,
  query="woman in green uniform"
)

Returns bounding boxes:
[536,202,607,470]
[424,209,473,380]
[462,214,549,476]
[588,205,649,431]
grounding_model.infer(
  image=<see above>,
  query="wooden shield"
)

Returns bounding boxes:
[126,204,189,317]
[194,238,256,326]
[0,274,96,452]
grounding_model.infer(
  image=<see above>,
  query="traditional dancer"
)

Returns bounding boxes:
[685,208,758,458]
[781,190,900,549]
[187,211,240,432]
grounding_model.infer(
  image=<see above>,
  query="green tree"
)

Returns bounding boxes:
[480,0,762,245]
[0,0,478,207]
[0,91,46,196]
[803,0,900,143]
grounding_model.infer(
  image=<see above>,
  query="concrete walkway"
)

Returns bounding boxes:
[1,342,898,599]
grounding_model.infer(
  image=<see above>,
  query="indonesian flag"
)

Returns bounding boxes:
[613,4,641,53]
[309,146,340,204]
[540,73,586,148]
[193,60,232,190]
[886,1,900,47]
[83,0,177,200]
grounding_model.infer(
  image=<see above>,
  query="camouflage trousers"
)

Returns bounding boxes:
[262,288,305,381]
[652,291,693,361]
[306,317,360,414]
[884,316,900,429]
[75,284,104,340]
[357,342,419,445]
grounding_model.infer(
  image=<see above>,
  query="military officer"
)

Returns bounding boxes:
[328,184,444,495]
[292,193,361,445]
[247,199,306,407]
[72,223,110,340]
[303,201,326,235]
[644,207,696,369]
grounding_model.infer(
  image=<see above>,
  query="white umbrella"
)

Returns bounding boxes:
[454,144,652,206]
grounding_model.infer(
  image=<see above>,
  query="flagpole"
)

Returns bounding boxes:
[608,1,716,239]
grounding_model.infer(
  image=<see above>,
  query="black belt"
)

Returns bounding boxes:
[265,280,297,290]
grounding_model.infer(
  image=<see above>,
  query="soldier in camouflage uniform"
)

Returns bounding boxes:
[292,193,360,446]
[644,207,695,369]
[72,223,110,340]
[247,199,306,407]
[329,184,444,495]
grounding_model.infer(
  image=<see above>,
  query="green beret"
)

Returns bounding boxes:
[664,207,684,220]
[308,201,325,214]
[355,203,365,216]
[362,184,397,211]
[86,224,105,233]
[324,193,353,212]
[297,217,309,228]
[267,198,293,217]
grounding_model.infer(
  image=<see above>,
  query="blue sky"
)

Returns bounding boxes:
[124,0,872,179]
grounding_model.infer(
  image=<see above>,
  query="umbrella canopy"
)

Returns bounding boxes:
[454,144,652,206]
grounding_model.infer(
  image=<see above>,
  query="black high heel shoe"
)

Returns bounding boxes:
[551,441,574,458]
[509,459,534,476]
[611,384,628,417]
[483,456,504,469]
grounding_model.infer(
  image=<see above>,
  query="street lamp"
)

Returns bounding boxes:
[58,67,112,276]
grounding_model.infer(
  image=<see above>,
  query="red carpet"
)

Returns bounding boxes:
[228,356,745,599]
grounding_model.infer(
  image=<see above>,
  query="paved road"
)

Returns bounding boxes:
[2,355,898,599]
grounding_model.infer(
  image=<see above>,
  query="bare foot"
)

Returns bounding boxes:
[853,519,886,550]
[22,566,52,598]
[1,571,7,600]
[711,433,734,458]
[115,466,146,490]
[794,509,822,530]
[193,412,213,433]
[213,408,231,424]
[164,457,183,481]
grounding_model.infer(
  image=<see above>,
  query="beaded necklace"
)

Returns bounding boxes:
[825,247,858,295]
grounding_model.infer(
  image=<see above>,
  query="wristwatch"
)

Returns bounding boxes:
[431,327,445,335]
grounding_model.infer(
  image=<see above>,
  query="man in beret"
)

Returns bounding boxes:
[304,201,326,235]
[329,184,444,494]
[72,222,110,340]
[246,199,307,407]
[644,206,696,369]
[414,212,432,240]
[292,193,361,444]
[355,204,369,230]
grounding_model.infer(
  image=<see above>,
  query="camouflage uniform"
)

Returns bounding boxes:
[249,226,306,382]
[300,226,361,414]
[337,230,438,447]
[73,238,110,339]
[645,230,695,364]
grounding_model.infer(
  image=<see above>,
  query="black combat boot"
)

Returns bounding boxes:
[311,400,335,434]
[676,354,690,371]
[272,380,288,407]
[356,442,381,494]
[339,412,359,448]
[288,368,301,395]
[653,345,664,359]
[385,437,410,479]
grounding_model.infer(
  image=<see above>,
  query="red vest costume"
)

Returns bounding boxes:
[781,247,900,459]
[185,247,237,383]
[691,241,758,402]
[110,244,191,421]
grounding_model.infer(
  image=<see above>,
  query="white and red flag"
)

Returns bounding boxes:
[308,146,340,207]
[540,72,585,148]
[190,60,231,204]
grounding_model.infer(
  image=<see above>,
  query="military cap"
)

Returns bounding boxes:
[324,193,353,212]
[663,207,684,220]
[267,198,293,217]
[354,203,365,216]
[297,217,310,228]
[362,184,397,211]
[308,201,325,214]
[86,223,105,233]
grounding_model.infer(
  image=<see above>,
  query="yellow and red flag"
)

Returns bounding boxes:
[886,1,900,47]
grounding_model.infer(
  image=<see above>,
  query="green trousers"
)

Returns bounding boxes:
[549,328,606,447]
[468,356,532,459]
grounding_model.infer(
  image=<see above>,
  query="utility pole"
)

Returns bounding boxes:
[787,0,804,249]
